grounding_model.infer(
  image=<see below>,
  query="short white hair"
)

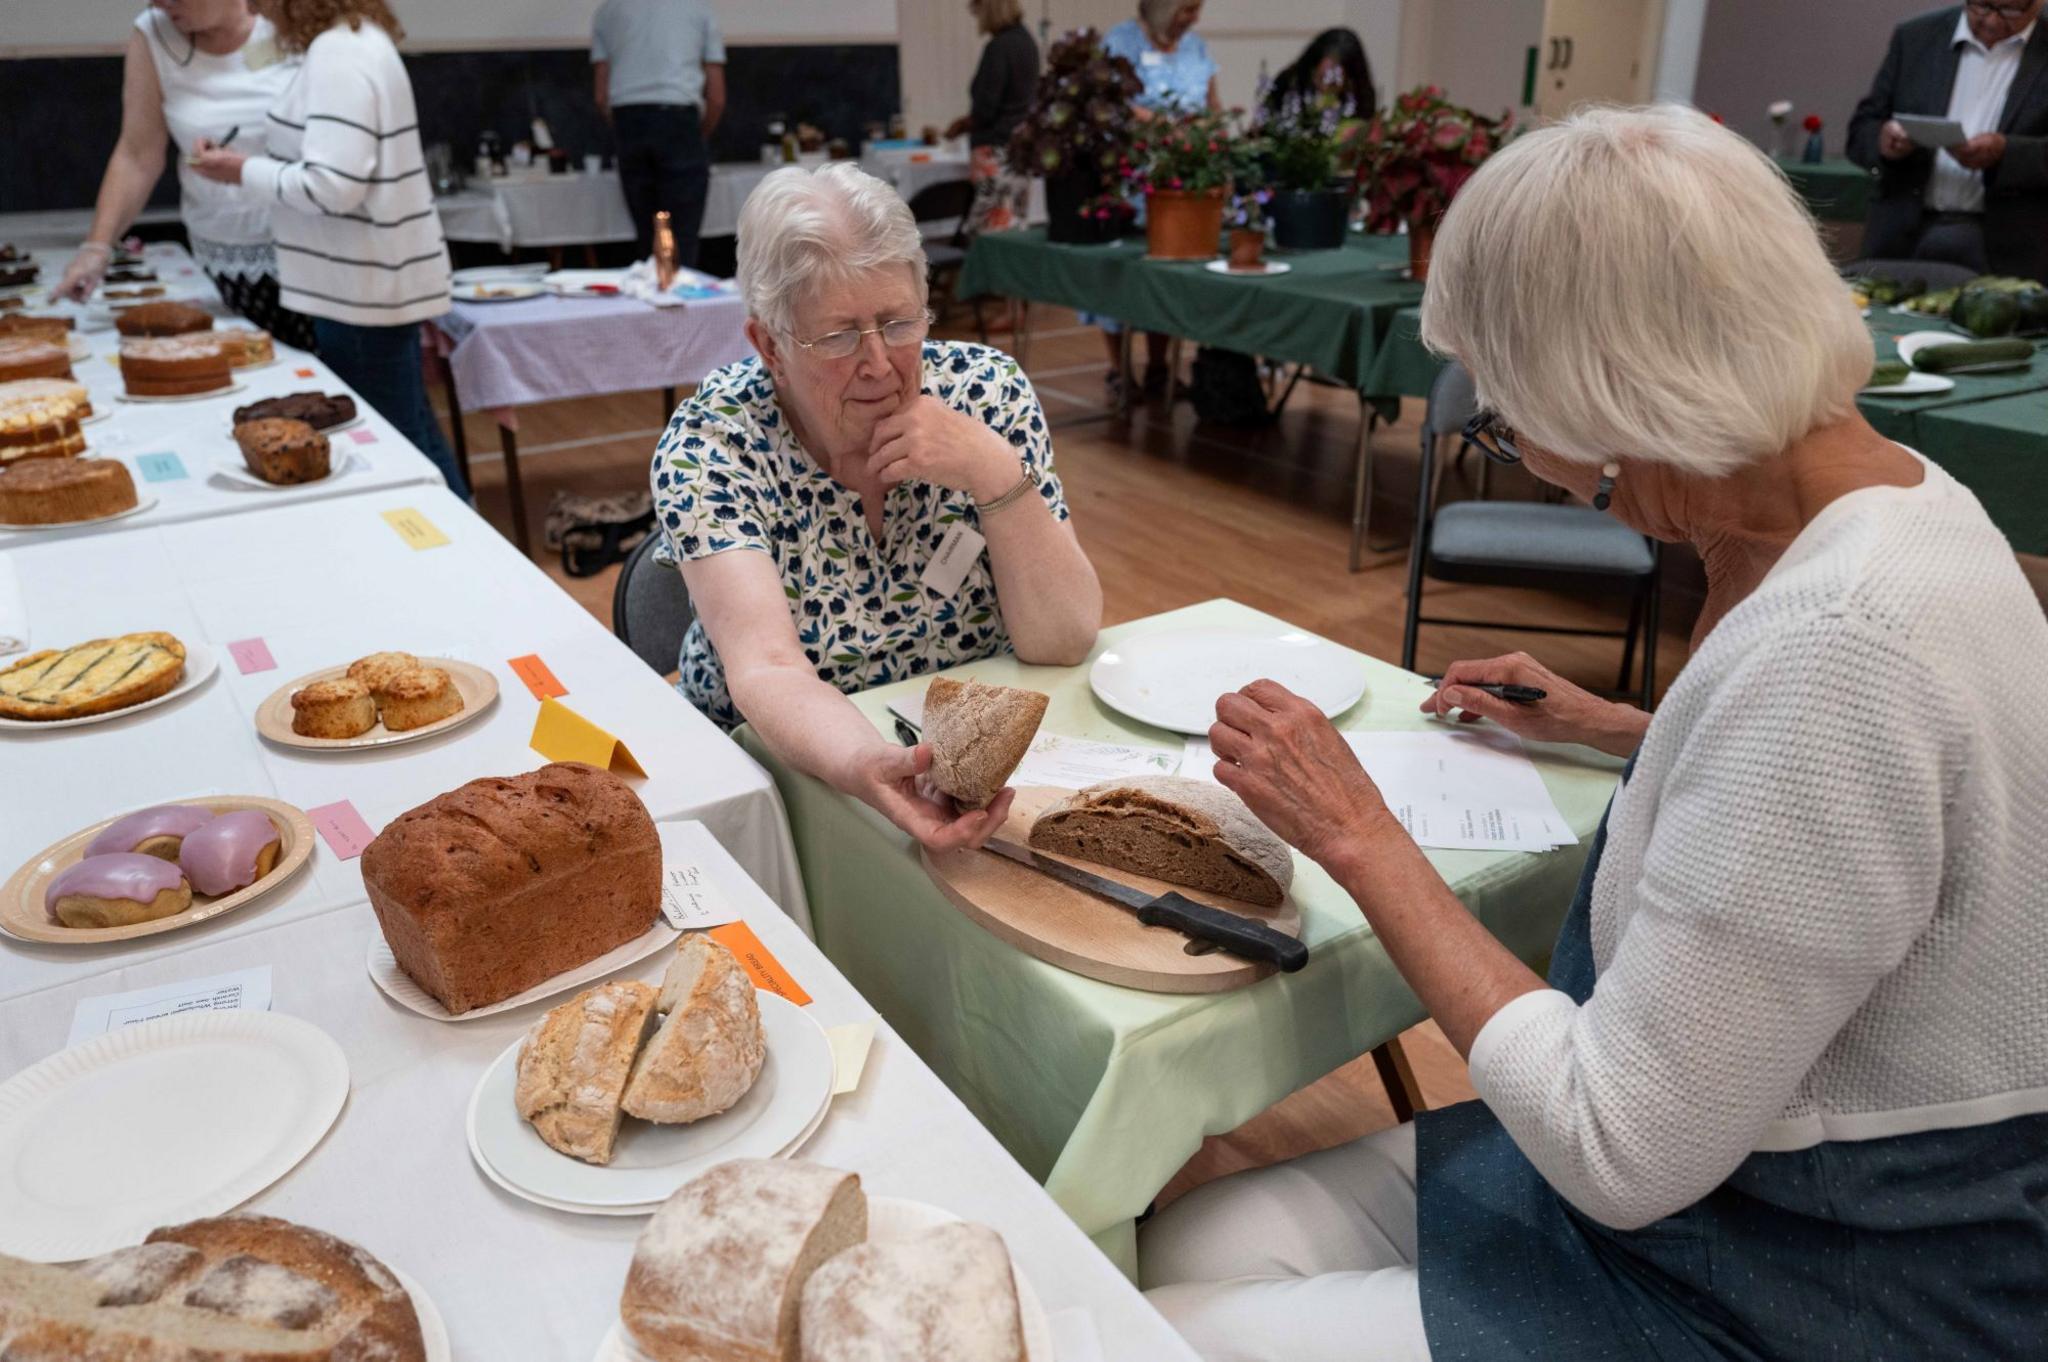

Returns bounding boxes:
[1419,104,1872,477]
[736,163,929,337]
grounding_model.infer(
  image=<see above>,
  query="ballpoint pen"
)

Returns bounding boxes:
[1425,677,1547,704]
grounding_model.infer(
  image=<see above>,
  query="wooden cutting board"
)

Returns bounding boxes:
[922,787,1303,993]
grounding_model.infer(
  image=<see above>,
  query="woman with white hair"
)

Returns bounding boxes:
[1139,105,2048,1360]
[650,163,1101,849]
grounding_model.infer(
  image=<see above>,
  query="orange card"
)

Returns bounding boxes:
[507,653,566,699]
[708,921,811,1006]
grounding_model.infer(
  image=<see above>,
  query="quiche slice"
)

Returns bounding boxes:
[0,631,186,721]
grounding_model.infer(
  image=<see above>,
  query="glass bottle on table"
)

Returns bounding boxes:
[653,210,677,290]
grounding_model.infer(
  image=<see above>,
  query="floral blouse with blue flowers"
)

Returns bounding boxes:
[649,340,1069,729]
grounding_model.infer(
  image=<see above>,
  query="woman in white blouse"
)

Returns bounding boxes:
[191,0,464,497]
[55,1,311,350]
[1142,105,2048,1361]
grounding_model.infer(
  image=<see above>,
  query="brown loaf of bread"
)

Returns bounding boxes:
[361,762,663,1013]
[0,1213,426,1361]
[1028,775,1295,908]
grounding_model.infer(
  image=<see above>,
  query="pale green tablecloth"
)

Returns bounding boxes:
[738,599,1625,1276]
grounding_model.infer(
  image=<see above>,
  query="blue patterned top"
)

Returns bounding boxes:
[649,341,1069,729]
[1103,18,1216,114]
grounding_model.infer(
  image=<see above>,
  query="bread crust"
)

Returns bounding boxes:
[517,980,659,1164]
[375,666,462,732]
[1028,775,1294,907]
[923,677,1049,809]
[290,677,376,738]
[623,936,767,1124]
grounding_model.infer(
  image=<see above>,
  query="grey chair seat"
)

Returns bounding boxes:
[924,242,968,269]
[1429,501,1655,577]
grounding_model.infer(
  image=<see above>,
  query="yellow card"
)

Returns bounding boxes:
[826,1020,876,1095]
[708,921,812,1006]
[380,507,449,550]
[528,697,647,775]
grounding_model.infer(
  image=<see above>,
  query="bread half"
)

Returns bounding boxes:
[515,980,659,1165]
[1027,775,1294,907]
[622,935,767,1124]
[922,677,1048,809]
[799,1221,1026,1362]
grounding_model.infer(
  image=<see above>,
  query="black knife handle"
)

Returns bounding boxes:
[1137,893,1309,973]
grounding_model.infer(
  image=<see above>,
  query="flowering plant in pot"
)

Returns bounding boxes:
[1124,106,1260,260]
[1005,28,1142,243]
[1225,187,1274,269]
[1357,86,1510,280]
[1255,67,1365,251]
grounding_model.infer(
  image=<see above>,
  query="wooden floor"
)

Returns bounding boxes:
[428,305,1704,1211]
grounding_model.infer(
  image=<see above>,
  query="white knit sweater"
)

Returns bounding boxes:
[239,21,449,326]
[1469,456,2048,1231]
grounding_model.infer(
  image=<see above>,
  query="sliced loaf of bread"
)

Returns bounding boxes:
[1027,775,1294,907]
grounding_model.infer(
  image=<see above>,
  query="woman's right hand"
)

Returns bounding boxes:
[850,740,1016,851]
[1420,652,1649,758]
[54,244,111,303]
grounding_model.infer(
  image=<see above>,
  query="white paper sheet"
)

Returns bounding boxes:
[1180,729,1576,853]
[1009,733,1180,791]
[655,823,742,930]
[66,965,273,1047]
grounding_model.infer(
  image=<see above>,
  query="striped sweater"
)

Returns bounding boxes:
[240,20,450,327]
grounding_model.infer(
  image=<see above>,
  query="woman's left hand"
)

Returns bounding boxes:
[188,139,246,185]
[1210,680,1400,867]
[868,395,1020,502]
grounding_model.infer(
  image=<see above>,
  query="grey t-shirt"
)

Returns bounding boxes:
[591,0,726,109]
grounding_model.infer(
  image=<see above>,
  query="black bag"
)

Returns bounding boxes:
[1188,347,1276,427]
[543,489,654,577]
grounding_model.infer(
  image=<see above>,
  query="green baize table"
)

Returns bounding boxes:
[739,599,1626,1277]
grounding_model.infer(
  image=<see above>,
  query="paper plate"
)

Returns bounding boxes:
[253,656,498,751]
[0,637,215,731]
[0,492,158,532]
[1089,626,1367,734]
[0,794,314,946]
[586,1198,1052,1362]
[467,993,834,1209]
[223,412,364,437]
[1861,370,1956,396]
[212,447,362,491]
[452,282,546,303]
[0,1010,349,1261]
[390,1265,452,1362]
[368,917,684,1022]
[1203,259,1292,276]
[115,379,247,404]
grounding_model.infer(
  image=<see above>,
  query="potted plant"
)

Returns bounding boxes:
[1005,29,1142,244]
[1256,70,1363,251]
[1126,106,1257,260]
[1226,188,1272,270]
[1357,86,1510,281]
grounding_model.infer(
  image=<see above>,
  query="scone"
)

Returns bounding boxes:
[346,651,420,694]
[0,632,184,721]
[45,853,193,928]
[622,935,767,1124]
[375,666,461,731]
[179,810,282,897]
[291,676,377,738]
[923,676,1049,809]
[86,804,218,862]
[515,980,659,1164]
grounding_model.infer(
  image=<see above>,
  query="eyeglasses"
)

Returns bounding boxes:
[1965,0,2034,20]
[1461,410,1523,465]
[788,311,934,360]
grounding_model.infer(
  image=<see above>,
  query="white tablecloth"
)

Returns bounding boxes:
[0,484,809,1000]
[436,171,638,252]
[0,821,1196,1360]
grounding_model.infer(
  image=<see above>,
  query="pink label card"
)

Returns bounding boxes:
[226,637,276,674]
[347,428,378,445]
[307,800,376,860]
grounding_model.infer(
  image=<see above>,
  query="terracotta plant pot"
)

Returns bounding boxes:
[1145,188,1227,260]
[1408,215,1438,281]
[1227,229,1267,270]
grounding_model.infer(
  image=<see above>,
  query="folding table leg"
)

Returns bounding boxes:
[660,387,676,423]
[497,422,532,558]
[1370,1038,1424,1123]
[1349,395,1408,568]
[439,360,473,495]
[1116,328,1134,421]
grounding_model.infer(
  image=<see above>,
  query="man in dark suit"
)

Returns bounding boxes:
[1848,1,2048,280]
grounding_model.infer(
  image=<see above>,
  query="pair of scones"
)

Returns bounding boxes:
[290,650,462,738]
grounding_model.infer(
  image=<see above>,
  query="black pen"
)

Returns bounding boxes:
[221,125,240,147]
[1425,677,1547,704]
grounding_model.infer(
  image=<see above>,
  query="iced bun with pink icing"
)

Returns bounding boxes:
[84,804,217,862]
[46,853,193,929]
[178,809,283,896]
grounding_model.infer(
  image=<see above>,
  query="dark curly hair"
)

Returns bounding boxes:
[268,0,406,53]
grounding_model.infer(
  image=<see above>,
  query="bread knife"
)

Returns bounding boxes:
[983,840,1308,973]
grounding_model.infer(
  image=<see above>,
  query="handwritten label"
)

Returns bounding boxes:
[348,428,377,445]
[658,861,739,930]
[135,452,188,483]
[380,507,449,550]
[67,966,273,1047]
[707,921,811,1005]
[306,799,376,859]
[507,653,567,700]
[226,637,276,674]
[529,697,646,775]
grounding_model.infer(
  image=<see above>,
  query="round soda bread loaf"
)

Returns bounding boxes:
[1027,774,1295,907]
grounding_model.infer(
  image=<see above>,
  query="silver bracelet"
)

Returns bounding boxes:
[974,469,1036,515]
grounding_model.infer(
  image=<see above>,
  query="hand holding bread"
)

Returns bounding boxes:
[851,740,1015,851]
[1210,679,1398,867]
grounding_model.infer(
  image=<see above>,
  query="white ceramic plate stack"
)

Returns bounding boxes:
[1089,626,1368,734]
[467,992,836,1216]
[589,1197,1056,1362]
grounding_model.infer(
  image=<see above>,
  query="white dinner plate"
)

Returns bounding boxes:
[0,1010,349,1261]
[212,447,361,491]
[1894,329,2034,372]
[0,637,214,731]
[1203,259,1292,277]
[0,491,157,533]
[389,1265,453,1362]
[1089,626,1367,734]
[79,405,113,425]
[468,992,834,1209]
[116,379,248,404]
[1861,370,1956,396]
[368,917,684,1023]
[587,1198,1053,1362]
[452,281,546,303]
[452,263,548,285]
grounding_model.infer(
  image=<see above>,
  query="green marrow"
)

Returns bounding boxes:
[1911,338,2035,373]
[1867,360,1911,388]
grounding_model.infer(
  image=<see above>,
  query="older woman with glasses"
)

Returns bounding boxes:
[1138,105,2048,1361]
[650,162,1102,849]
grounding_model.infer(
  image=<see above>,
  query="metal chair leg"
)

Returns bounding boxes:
[1617,591,1644,693]
[438,357,472,495]
[1349,404,1380,571]
[1116,328,1134,421]
[1370,1038,1424,1123]
[659,386,675,423]
[1640,554,1663,711]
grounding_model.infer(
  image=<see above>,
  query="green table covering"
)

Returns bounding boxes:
[958,228,1424,390]
[1774,156,1877,224]
[1916,391,2048,553]
[738,598,1625,1277]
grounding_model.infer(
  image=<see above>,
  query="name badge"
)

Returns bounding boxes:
[920,521,986,599]
[242,36,280,71]
[1140,50,1167,67]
